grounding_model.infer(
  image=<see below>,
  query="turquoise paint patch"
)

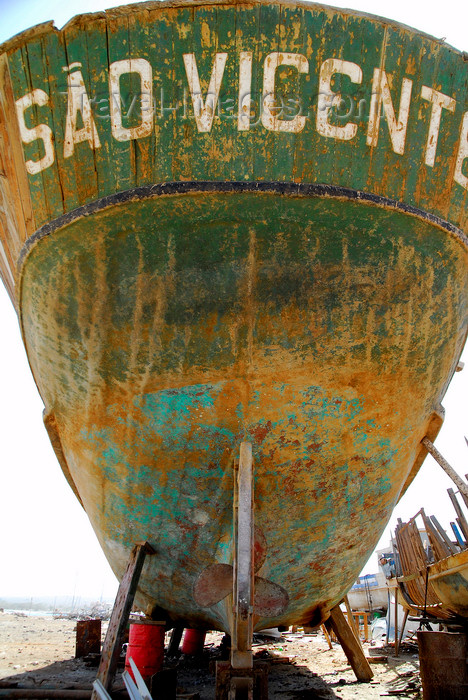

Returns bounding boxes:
[136,383,236,457]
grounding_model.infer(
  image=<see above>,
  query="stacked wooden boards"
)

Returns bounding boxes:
[393,489,468,620]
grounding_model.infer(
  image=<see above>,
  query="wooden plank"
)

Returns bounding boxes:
[395,607,408,657]
[456,518,468,545]
[231,1,260,181]
[171,4,193,181]
[42,26,80,212]
[343,595,360,640]
[448,488,468,542]
[394,587,398,656]
[127,7,156,188]
[0,54,35,239]
[394,516,443,613]
[429,515,457,555]
[23,35,64,221]
[5,45,48,228]
[148,4,174,183]
[321,624,333,650]
[104,11,135,194]
[252,2,280,183]
[420,509,451,561]
[91,541,155,697]
[231,441,254,671]
[190,2,221,183]
[422,438,468,506]
[62,16,100,207]
[325,605,373,682]
[211,0,237,182]
[362,613,369,642]
[167,625,184,656]
[451,521,466,548]
[1,3,467,229]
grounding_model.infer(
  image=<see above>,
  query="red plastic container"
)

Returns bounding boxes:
[124,621,165,681]
[181,628,206,655]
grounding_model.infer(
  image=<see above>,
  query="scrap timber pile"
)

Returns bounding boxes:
[392,484,468,623]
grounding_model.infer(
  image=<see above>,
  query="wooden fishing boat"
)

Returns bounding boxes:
[348,572,389,612]
[392,496,468,624]
[393,515,452,620]
[429,550,468,618]
[1,0,468,650]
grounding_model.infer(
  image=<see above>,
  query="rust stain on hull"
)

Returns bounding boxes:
[0,1,467,632]
[17,188,468,631]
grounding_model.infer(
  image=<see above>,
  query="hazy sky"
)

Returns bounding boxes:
[0,0,467,605]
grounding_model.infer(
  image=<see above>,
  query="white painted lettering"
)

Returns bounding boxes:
[238,52,252,132]
[183,52,228,133]
[367,69,413,155]
[420,86,456,167]
[454,111,468,190]
[109,58,154,142]
[316,58,362,141]
[15,89,54,174]
[262,52,308,133]
[63,63,100,158]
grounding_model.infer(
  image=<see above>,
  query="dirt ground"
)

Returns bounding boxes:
[0,612,421,698]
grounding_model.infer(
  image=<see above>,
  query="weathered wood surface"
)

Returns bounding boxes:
[430,515,457,556]
[0,0,467,634]
[394,516,450,618]
[16,183,467,629]
[342,596,360,641]
[325,605,373,682]
[421,438,468,506]
[447,489,468,541]
[428,549,468,617]
[92,541,155,697]
[1,0,468,296]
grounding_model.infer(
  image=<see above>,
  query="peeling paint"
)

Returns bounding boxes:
[0,1,467,633]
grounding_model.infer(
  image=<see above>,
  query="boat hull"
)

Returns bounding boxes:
[18,185,468,629]
[429,550,468,618]
[1,0,468,632]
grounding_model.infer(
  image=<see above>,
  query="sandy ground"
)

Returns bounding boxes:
[0,612,422,698]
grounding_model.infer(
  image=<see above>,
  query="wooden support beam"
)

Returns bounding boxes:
[420,509,451,560]
[167,625,184,656]
[91,541,156,699]
[456,518,468,545]
[215,660,268,700]
[394,587,399,656]
[324,605,373,682]
[231,442,254,671]
[448,489,468,542]
[321,624,333,650]
[395,608,409,658]
[343,596,360,640]
[362,613,369,642]
[422,438,468,506]
[450,522,465,548]
[429,515,457,555]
